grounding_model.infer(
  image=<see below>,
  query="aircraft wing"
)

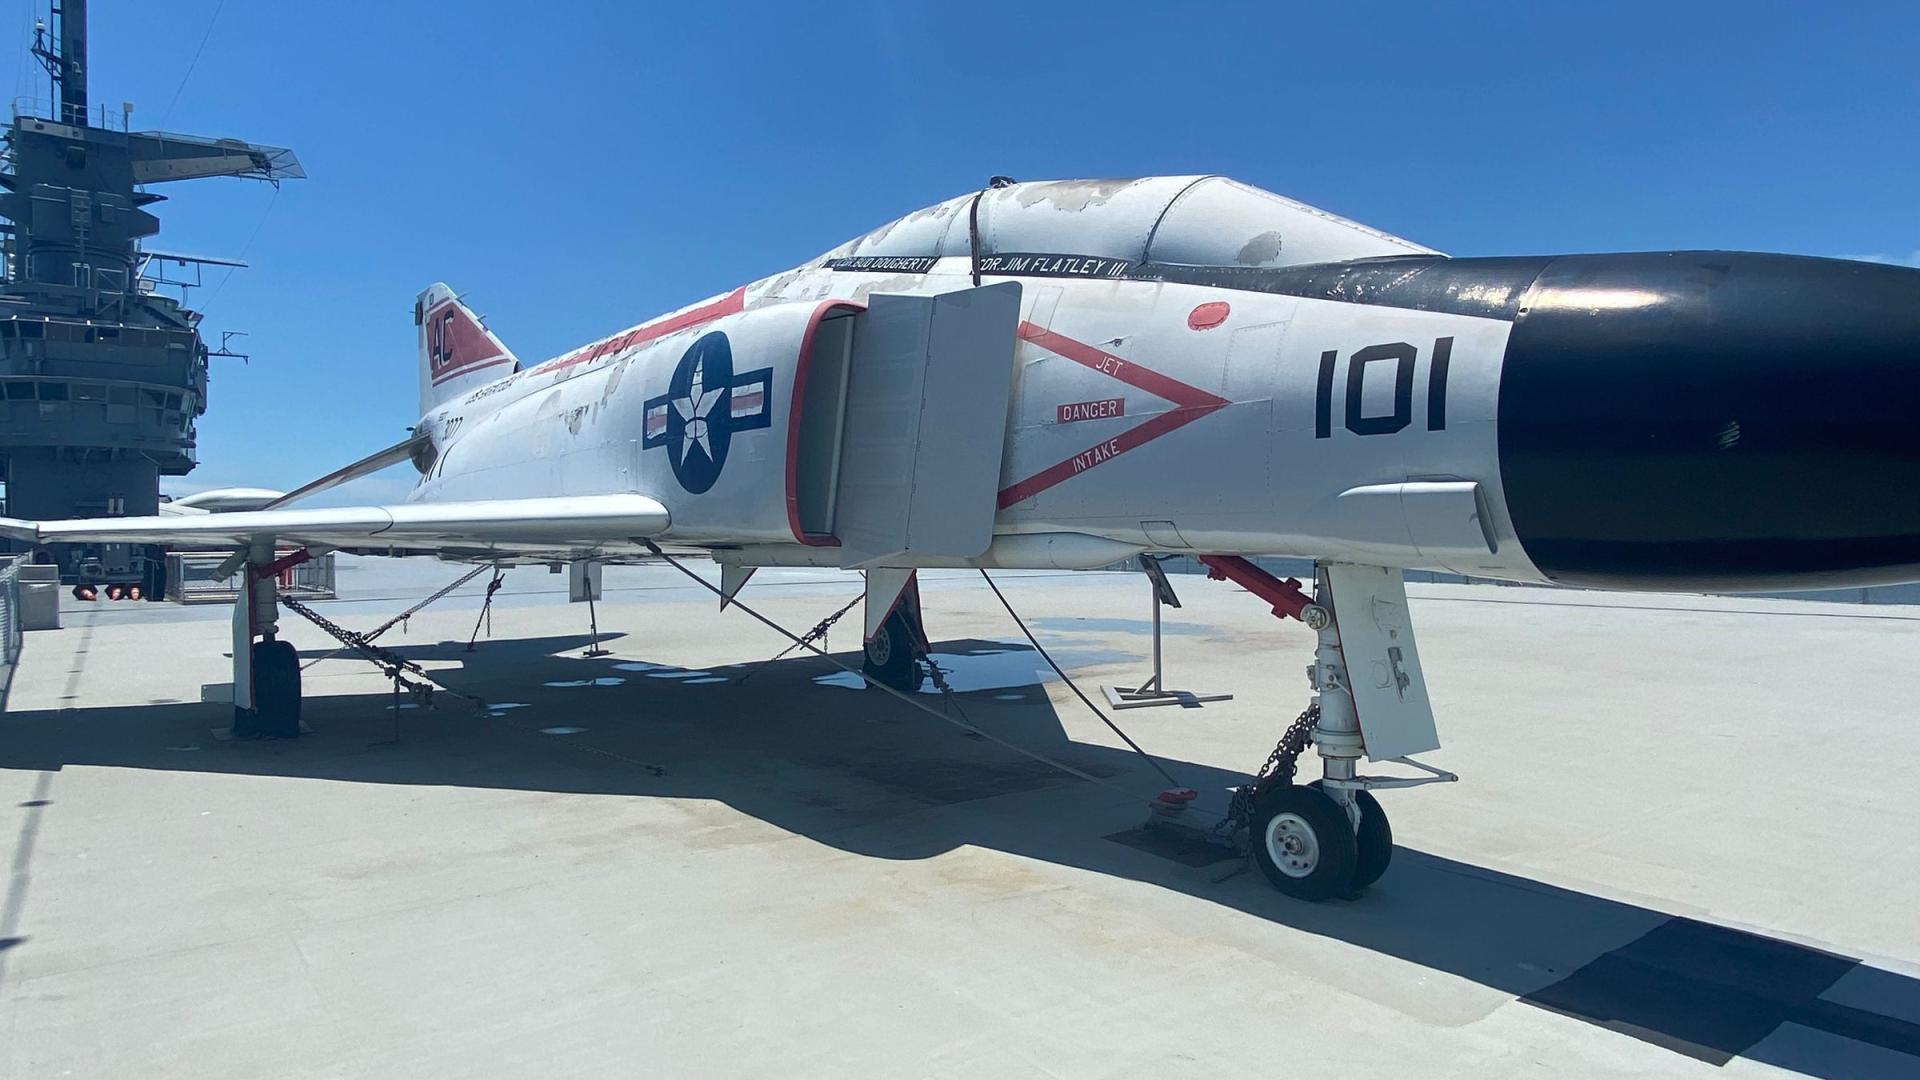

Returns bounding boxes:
[0,494,671,557]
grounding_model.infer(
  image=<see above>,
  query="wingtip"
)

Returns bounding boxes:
[0,516,42,545]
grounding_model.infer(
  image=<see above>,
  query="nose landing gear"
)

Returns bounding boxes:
[1155,559,1454,899]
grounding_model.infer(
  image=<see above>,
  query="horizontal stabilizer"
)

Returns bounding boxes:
[264,435,424,510]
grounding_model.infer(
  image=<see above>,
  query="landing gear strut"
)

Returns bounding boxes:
[1251,568,1377,898]
[231,542,307,739]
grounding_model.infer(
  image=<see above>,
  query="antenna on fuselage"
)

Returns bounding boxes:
[969,175,1018,287]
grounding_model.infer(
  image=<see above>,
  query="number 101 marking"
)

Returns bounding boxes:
[1314,336,1453,439]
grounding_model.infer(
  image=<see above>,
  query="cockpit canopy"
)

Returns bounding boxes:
[821,176,1437,270]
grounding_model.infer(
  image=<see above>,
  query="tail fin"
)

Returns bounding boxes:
[415,283,520,414]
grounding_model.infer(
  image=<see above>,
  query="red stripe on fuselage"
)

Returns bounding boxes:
[996,323,1231,509]
[544,287,747,377]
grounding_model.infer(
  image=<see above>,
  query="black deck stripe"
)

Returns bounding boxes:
[1789,998,1920,1060]
[1520,915,1920,1069]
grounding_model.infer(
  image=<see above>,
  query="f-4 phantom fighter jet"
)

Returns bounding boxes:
[8,176,1920,899]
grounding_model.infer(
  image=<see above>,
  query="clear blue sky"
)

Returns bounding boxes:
[12,1,1918,502]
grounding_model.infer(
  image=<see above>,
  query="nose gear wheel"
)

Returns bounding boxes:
[1250,783,1357,900]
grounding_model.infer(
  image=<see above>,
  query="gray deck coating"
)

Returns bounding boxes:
[3,559,1918,1078]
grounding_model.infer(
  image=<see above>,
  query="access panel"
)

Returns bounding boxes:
[834,283,1022,568]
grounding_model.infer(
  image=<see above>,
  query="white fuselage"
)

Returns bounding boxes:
[410,253,1541,582]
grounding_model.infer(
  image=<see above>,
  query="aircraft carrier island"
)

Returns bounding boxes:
[0,0,300,589]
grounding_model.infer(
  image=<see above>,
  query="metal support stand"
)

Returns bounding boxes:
[466,569,506,652]
[583,591,609,658]
[378,676,403,747]
[1102,555,1231,710]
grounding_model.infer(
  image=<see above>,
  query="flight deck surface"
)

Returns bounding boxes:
[3,561,1916,1078]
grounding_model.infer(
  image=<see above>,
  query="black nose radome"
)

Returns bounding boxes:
[1498,252,1920,592]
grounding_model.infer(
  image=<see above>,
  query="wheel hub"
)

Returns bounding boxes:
[1264,812,1320,878]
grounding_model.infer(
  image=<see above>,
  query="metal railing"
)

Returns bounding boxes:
[9,97,131,131]
[165,551,336,604]
[0,554,27,707]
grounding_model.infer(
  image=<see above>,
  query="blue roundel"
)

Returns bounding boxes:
[641,332,773,495]
[663,332,734,494]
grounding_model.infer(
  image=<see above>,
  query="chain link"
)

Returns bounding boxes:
[1218,702,1320,837]
[800,598,858,651]
[302,564,490,670]
[922,653,978,734]
[466,569,507,651]
[923,653,952,696]
[281,594,457,705]
[737,592,862,684]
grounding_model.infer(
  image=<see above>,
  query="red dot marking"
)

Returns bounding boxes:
[1187,301,1230,330]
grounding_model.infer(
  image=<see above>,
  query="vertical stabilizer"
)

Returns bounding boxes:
[416,283,519,413]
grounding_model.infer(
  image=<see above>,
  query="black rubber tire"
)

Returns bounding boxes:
[863,609,924,694]
[1310,780,1392,889]
[1251,784,1358,900]
[250,639,302,738]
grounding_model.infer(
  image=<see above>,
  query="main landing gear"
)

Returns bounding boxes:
[1152,558,1455,900]
[863,582,928,694]
[231,542,308,739]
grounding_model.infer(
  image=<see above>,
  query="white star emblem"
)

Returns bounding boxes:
[671,353,724,466]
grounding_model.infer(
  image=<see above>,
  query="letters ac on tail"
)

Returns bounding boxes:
[416,283,519,412]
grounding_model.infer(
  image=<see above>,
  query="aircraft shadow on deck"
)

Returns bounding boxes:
[3,633,1916,1078]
